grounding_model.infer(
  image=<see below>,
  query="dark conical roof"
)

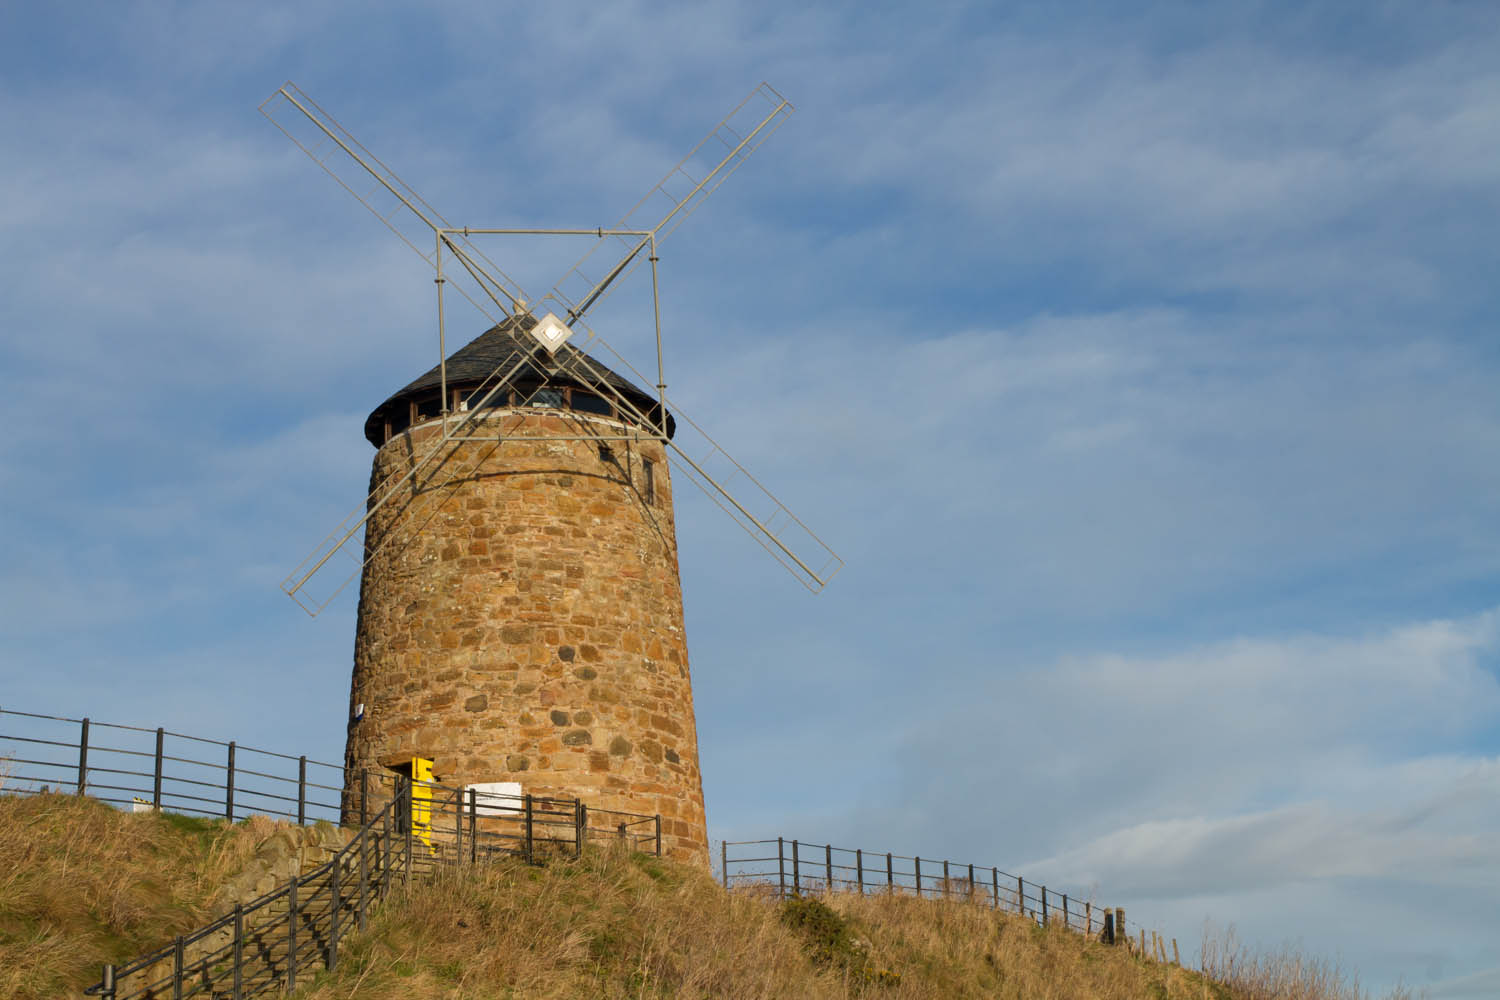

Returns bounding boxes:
[363,315,672,446]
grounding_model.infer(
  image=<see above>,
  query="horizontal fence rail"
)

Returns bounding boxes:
[722,837,1130,944]
[89,783,413,999]
[0,707,344,825]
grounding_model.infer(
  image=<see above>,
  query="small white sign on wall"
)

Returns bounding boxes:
[463,781,524,816]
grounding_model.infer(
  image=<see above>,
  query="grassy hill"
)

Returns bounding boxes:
[0,792,1413,999]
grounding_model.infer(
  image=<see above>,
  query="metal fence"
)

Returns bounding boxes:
[723,837,1128,943]
[0,707,344,824]
[88,783,412,999]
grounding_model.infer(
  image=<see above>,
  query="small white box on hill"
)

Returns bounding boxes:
[463,781,524,816]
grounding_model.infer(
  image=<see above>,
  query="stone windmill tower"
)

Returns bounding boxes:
[262,83,842,865]
[346,317,705,859]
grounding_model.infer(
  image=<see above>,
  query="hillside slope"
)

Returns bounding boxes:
[291,848,1231,1000]
[0,793,1411,999]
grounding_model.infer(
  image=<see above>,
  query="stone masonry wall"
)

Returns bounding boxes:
[342,409,708,864]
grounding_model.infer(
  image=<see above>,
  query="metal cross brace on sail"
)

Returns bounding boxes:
[262,81,842,614]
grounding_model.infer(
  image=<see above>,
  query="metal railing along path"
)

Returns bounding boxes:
[722,837,1131,944]
[0,707,343,825]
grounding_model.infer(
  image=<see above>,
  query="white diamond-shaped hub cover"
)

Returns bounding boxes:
[528,311,574,354]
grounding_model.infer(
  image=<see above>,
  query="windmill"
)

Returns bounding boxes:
[261,82,841,862]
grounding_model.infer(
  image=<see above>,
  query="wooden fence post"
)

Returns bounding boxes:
[886,853,893,890]
[1086,901,1092,935]
[914,856,922,896]
[1103,909,1114,944]
[1041,886,1049,926]
[792,839,801,895]
[943,859,950,898]
[721,841,729,889]
[1016,876,1024,915]
[777,837,786,897]
[825,844,833,893]
[856,849,864,894]
[992,867,999,909]
[172,934,184,1000]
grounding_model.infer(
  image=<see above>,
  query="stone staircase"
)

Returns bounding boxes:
[89,790,412,999]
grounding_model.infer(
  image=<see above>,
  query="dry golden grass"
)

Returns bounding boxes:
[290,845,1266,1000]
[1200,927,1419,1000]
[0,792,1421,1000]
[0,792,284,1000]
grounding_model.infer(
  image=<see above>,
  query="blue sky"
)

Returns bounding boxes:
[2,2,1497,995]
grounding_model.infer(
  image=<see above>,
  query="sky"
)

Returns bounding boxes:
[1,1,1497,995]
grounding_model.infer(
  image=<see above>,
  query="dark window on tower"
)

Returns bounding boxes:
[414,395,442,421]
[527,387,566,408]
[466,387,509,409]
[642,459,656,504]
[573,392,613,417]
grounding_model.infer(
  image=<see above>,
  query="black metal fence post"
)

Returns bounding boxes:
[232,903,243,1000]
[297,755,307,825]
[76,717,89,795]
[172,934,184,1000]
[523,794,534,863]
[152,728,164,809]
[572,799,581,859]
[654,814,662,857]
[358,826,369,931]
[225,741,236,822]
[328,854,341,971]
[381,801,392,898]
[404,781,414,884]
[286,878,298,990]
[469,789,478,864]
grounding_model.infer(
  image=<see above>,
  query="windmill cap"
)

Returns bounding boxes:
[363,315,673,446]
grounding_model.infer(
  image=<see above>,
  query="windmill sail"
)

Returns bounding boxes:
[266,81,840,614]
[260,83,527,323]
[550,83,794,324]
